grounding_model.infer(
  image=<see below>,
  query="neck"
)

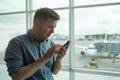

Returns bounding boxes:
[31,28,42,42]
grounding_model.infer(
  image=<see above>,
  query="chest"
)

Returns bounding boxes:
[21,41,53,65]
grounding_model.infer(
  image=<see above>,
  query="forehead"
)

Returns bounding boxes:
[46,18,57,27]
[47,18,57,23]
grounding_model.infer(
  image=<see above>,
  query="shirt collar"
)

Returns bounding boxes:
[27,29,48,43]
[27,29,36,41]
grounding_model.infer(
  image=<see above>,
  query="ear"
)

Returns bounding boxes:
[34,19,39,26]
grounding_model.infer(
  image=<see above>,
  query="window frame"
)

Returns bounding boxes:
[0,0,120,80]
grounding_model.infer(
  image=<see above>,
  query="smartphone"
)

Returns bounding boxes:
[62,40,71,49]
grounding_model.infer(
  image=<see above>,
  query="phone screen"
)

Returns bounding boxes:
[62,40,71,48]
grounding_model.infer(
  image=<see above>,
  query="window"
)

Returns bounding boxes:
[0,64,11,79]
[1,0,120,80]
[75,5,120,70]
[54,71,69,80]
[0,14,26,61]
[0,0,25,13]
[52,10,69,66]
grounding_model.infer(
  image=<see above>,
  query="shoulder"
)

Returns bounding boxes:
[8,34,27,46]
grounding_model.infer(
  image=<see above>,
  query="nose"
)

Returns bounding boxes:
[51,28,54,33]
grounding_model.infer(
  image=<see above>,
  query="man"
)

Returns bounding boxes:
[4,7,69,80]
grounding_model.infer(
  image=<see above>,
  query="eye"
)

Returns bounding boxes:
[47,24,51,28]
[47,25,54,28]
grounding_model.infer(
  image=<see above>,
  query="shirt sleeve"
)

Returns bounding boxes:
[4,38,23,76]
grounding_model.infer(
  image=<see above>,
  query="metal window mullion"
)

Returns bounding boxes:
[26,0,29,31]
[69,0,75,80]
[26,0,33,31]
[29,0,33,29]
[0,11,26,15]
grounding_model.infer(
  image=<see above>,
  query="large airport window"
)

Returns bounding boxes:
[0,14,26,62]
[0,0,25,13]
[74,5,120,70]
[1,0,120,80]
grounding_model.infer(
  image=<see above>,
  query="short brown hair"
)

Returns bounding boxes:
[33,7,60,23]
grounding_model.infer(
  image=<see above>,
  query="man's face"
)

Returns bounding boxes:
[36,18,57,41]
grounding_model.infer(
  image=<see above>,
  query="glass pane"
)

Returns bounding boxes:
[51,10,69,66]
[75,5,120,70]
[53,71,69,80]
[33,0,69,10]
[0,0,25,13]
[75,72,120,80]
[0,64,11,80]
[0,14,26,62]
[75,0,120,6]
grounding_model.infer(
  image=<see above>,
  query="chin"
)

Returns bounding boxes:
[44,37,49,40]
[46,37,49,40]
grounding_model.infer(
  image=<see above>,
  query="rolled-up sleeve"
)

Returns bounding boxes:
[4,38,23,76]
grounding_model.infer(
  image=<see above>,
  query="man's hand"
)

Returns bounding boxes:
[52,43,70,75]
[57,47,67,59]
[57,41,70,59]
[43,44,62,59]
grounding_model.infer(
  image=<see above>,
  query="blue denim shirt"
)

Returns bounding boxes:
[4,30,57,80]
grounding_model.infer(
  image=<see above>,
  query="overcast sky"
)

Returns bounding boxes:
[0,0,120,36]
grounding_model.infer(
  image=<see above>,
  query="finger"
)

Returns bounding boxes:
[51,45,61,53]
[55,44,62,47]
[65,43,70,49]
[58,50,66,57]
[53,44,62,49]
[60,47,67,53]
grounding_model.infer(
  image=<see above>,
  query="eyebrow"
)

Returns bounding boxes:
[47,24,56,28]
